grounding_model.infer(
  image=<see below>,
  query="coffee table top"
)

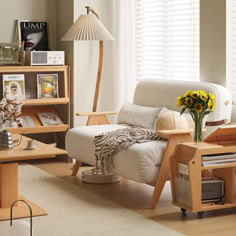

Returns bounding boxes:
[0,135,67,162]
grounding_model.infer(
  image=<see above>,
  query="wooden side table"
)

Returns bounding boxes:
[0,135,67,221]
[170,140,236,219]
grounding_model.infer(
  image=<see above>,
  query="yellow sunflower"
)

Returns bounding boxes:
[176,96,183,107]
[209,93,216,100]
[191,91,199,99]
[199,90,207,101]
[184,90,192,97]
[186,98,193,108]
[194,103,202,112]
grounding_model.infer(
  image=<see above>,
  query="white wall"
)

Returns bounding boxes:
[0,0,57,49]
[56,0,74,127]
[200,0,226,86]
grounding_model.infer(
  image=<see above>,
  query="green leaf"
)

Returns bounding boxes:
[180,107,186,115]
[204,110,212,115]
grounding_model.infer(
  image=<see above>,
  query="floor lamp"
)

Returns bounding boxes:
[62,6,119,183]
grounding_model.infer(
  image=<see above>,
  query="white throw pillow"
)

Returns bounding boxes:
[117,103,164,129]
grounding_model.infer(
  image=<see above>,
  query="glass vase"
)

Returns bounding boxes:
[193,119,203,143]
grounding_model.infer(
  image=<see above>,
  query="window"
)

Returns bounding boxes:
[227,0,236,103]
[135,0,200,82]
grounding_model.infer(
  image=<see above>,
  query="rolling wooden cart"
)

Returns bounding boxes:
[170,126,236,219]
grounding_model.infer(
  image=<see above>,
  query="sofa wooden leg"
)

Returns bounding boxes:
[150,133,192,209]
[150,169,169,209]
[72,160,81,176]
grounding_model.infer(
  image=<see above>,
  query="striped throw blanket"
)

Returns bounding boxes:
[94,126,165,171]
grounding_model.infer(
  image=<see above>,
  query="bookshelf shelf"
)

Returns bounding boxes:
[0,65,70,149]
[24,98,69,106]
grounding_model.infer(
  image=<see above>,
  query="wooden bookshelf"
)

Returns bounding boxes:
[0,65,70,148]
[170,126,236,219]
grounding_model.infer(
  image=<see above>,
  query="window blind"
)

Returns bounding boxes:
[135,0,200,82]
[227,0,236,103]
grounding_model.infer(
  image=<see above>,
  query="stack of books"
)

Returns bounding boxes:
[202,153,236,167]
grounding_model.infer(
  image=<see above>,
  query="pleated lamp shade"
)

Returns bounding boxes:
[62,14,114,41]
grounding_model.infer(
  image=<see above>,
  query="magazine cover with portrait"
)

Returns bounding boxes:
[2,74,25,101]
[18,21,49,51]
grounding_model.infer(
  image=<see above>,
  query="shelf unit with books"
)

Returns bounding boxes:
[170,126,236,219]
[0,65,70,148]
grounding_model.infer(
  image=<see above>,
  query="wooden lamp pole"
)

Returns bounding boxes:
[85,6,104,113]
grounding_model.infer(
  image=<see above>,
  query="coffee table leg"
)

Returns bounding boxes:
[0,163,18,208]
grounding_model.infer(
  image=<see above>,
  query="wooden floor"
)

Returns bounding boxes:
[27,158,236,236]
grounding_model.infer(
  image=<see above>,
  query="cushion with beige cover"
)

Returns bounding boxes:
[155,110,189,131]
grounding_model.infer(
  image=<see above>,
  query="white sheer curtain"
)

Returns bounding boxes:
[111,0,136,109]
[135,0,200,82]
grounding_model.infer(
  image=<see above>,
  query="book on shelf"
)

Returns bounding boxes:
[37,112,62,126]
[202,158,236,167]
[202,153,236,161]
[21,116,35,127]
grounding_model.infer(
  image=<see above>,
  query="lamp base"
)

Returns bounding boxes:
[82,168,120,184]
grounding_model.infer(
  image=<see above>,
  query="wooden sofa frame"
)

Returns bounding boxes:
[71,111,192,209]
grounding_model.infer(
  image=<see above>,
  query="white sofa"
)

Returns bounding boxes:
[66,79,232,207]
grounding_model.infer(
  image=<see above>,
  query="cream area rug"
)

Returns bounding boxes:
[0,164,184,236]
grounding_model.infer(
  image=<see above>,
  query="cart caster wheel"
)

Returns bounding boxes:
[181,208,186,213]
[197,212,204,219]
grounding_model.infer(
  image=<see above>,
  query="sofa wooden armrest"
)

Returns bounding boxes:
[76,111,118,116]
[157,129,193,139]
[76,111,118,126]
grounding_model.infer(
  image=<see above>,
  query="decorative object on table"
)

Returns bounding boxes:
[25,51,65,66]
[177,90,216,142]
[0,90,23,130]
[9,200,33,236]
[37,112,62,126]
[37,74,58,99]
[3,74,25,100]
[62,6,116,184]
[17,20,49,51]
[0,130,13,149]
[0,42,24,65]
[25,139,37,150]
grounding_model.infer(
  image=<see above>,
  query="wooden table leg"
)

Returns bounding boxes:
[0,162,48,221]
[0,163,18,208]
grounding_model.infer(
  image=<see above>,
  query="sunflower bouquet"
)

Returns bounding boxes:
[177,90,216,142]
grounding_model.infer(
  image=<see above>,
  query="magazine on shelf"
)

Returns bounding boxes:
[37,74,58,99]
[21,116,35,127]
[2,74,25,100]
[17,20,49,51]
[37,112,62,126]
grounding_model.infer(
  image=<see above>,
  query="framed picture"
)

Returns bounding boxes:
[37,112,62,126]
[37,74,59,99]
[17,20,49,51]
[3,74,25,101]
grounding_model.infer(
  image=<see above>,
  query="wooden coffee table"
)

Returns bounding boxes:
[0,135,67,221]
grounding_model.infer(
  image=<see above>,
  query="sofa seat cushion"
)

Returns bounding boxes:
[66,124,167,184]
